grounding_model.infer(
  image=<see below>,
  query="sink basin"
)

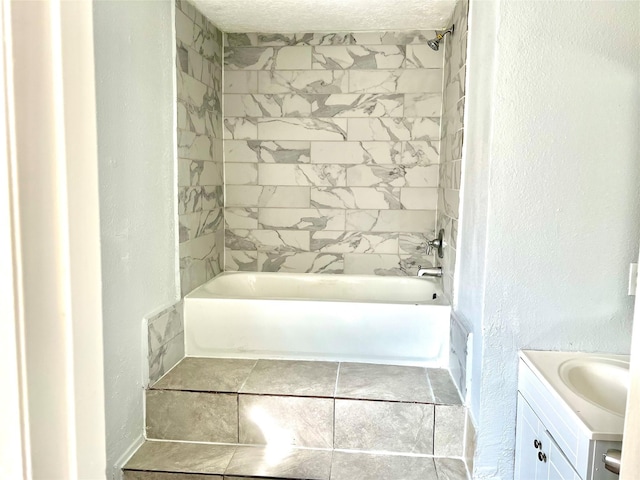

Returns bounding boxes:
[558,356,630,416]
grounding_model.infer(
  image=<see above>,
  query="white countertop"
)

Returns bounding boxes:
[520,350,629,441]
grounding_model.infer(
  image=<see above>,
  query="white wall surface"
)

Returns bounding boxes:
[6,0,107,477]
[459,1,640,478]
[93,0,177,476]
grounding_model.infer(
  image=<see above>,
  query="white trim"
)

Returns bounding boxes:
[0,0,29,476]
[112,435,144,480]
[7,0,106,477]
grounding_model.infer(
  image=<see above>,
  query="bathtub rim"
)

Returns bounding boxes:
[185,271,448,306]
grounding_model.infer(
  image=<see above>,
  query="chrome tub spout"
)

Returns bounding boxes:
[417,266,442,278]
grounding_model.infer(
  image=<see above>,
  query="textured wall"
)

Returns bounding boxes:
[93,0,177,476]
[176,0,224,296]
[460,1,640,478]
[438,0,468,301]
[223,32,444,274]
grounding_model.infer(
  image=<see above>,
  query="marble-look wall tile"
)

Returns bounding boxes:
[177,0,223,295]
[259,251,344,273]
[178,159,223,187]
[147,301,184,385]
[345,209,435,233]
[224,71,258,93]
[224,31,446,274]
[259,70,348,94]
[224,46,312,70]
[406,44,444,68]
[225,163,258,185]
[225,249,258,271]
[401,188,439,210]
[347,118,440,142]
[311,231,398,254]
[256,32,354,46]
[226,185,310,208]
[259,164,346,186]
[225,140,311,164]
[402,140,440,166]
[312,45,405,70]
[224,94,313,118]
[349,69,442,94]
[225,207,259,229]
[438,0,469,300]
[223,118,258,139]
[465,408,477,475]
[404,93,443,117]
[312,94,403,118]
[399,232,432,254]
[226,229,310,253]
[449,313,470,400]
[343,250,416,273]
[258,118,347,141]
[311,186,400,210]
[259,208,345,231]
[311,141,402,165]
[351,31,435,45]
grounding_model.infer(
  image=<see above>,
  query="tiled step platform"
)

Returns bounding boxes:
[124,357,469,480]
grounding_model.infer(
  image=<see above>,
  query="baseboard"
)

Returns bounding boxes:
[111,434,144,480]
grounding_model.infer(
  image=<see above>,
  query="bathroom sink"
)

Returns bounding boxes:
[520,350,629,440]
[558,356,630,416]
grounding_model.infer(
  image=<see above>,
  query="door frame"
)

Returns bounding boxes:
[0,0,106,477]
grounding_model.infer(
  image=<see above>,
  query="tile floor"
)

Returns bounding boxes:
[124,442,468,480]
[151,357,461,403]
[126,357,469,480]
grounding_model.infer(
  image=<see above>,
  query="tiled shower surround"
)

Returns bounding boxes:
[147,0,224,383]
[176,0,224,296]
[437,0,468,300]
[223,32,444,274]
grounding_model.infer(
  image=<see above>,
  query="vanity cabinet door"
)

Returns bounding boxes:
[516,394,550,479]
[546,432,581,480]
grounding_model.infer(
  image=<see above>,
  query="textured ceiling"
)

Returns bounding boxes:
[190,0,457,33]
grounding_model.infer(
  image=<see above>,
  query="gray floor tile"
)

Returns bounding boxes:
[434,405,465,456]
[152,357,257,392]
[239,394,334,448]
[240,359,339,397]
[336,363,434,403]
[125,472,221,480]
[146,390,238,442]
[124,441,236,475]
[334,399,434,454]
[428,368,462,405]
[330,451,438,480]
[225,445,332,480]
[434,458,469,480]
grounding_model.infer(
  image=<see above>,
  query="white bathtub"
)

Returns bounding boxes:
[184,272,451,367]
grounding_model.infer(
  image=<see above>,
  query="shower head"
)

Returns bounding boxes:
[427,38,440,51]
[427,25,455,51]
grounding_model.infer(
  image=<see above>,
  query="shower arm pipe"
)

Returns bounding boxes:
[437,25,455,39]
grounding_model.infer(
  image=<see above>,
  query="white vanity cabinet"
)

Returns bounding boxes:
[516,394,581,479]
[516,351,625,480]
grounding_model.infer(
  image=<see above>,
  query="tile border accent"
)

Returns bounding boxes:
[145,301,184,385]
